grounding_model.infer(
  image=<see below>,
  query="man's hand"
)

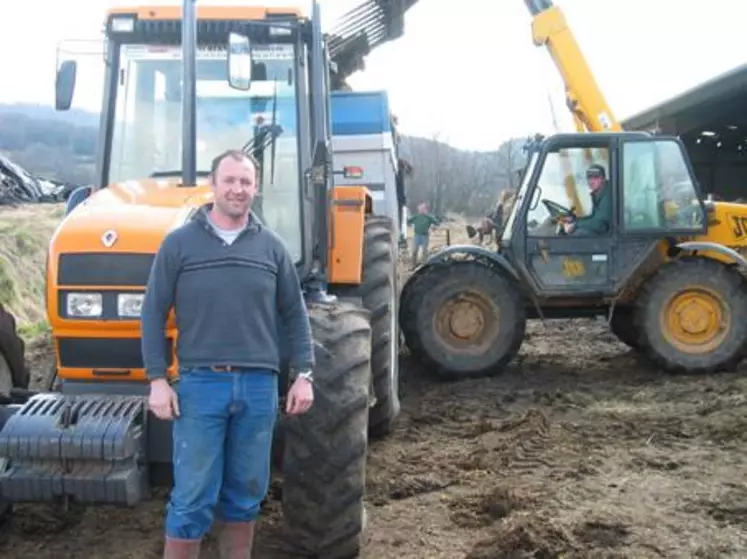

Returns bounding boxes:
[562,221,576,234]
[148,378,180,420]
[286,377,313,416]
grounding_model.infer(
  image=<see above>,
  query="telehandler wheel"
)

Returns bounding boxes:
[399,262,448,358]
[411,260,525,380]
[334,215,400,438]
[635,257,747,373]
[609,306,640,349]
[0,303,28,398]
[281,301,372,559]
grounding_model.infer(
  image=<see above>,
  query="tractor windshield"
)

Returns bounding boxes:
[108,43,302,260]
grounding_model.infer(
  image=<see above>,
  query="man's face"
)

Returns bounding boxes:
[211,155,257,219]
[586,171,604,194]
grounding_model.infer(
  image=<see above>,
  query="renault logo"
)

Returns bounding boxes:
[101,230,118,248]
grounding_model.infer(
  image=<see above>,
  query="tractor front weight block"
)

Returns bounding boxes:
[0,394,149,505]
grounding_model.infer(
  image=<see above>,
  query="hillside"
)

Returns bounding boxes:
[0,102,526,217]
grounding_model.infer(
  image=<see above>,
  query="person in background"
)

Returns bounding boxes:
[408,202,440,268]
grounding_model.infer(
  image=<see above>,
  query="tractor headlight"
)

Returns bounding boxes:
[118,293,144,318]
[110,16,135,33]
[66,293,103,318]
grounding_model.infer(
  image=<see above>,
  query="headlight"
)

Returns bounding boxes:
[66,293,103,317]
[110,16,135,33]
[118,293,144,318]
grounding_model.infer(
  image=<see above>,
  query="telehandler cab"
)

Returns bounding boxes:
[400,0,747,379]
[0,1,402,557]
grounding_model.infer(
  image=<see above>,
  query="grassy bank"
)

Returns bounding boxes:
[0,203,64,336]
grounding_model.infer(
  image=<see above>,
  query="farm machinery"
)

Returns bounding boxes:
[0,1,407,557]
[400,0,747,379]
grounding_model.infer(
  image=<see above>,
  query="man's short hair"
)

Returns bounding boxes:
[210,149,260,179]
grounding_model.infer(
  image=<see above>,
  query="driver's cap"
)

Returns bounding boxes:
[586,164,606,179]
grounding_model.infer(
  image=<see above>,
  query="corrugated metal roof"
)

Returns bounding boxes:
[622,62,747,131]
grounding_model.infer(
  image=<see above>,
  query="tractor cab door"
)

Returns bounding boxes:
[517,134,620,297]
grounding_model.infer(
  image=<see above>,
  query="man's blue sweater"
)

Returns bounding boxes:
[140,204,315,381]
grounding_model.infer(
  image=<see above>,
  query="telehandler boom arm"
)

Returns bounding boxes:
[525,0,621,133]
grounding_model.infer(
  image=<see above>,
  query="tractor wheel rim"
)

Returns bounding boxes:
[660,286,730,354]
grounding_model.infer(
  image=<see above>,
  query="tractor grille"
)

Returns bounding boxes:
[58,253,155,287]
[57,337,173,370]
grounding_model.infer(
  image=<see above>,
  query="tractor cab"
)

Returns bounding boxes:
[54,5,332,276]
[500,132,708,300]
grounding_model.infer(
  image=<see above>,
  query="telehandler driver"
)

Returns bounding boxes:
[562,164,611,235]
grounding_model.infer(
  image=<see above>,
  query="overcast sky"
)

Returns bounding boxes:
[1,0,744,150]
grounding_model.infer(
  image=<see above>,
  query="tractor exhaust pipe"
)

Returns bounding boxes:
[182,0,197,186]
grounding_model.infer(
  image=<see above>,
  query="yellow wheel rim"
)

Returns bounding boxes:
[660,286,731,354]
[435,291,498,354]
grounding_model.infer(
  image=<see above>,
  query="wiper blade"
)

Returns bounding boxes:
[242,79,282,185]
[241,123,283,159]
[269,80,278,185]
[150,170,211,179]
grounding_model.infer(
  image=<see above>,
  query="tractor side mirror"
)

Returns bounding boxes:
[55,60,77,111]
[227,32,252,90]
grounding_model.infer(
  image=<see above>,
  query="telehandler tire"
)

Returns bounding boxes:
[0,303,28,398]
[281,301,372,559]
[399,261,449,358]
[334,215,400,438]
[634,257,747,373]
[609,306,640,349]
[408,260,525,380]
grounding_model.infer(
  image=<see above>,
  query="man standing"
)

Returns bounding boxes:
[408,202,440,268]
[141,149,315,558]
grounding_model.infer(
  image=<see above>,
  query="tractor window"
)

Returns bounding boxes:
[525,146,610,237]
[108,43,303,261]
[622,139,705,232]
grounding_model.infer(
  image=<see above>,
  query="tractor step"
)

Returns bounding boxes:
[0,394,148,505]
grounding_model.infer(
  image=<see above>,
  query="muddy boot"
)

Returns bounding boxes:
[163,536,201,559]
[215,520,256,559]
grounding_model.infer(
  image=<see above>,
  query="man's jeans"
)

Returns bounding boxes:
[411,234,429,267]
[166,367,278,540]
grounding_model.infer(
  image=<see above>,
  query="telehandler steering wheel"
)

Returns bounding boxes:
[542,199,578,236]
[542,199,576,221]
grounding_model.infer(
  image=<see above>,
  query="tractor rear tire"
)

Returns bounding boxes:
[609,306,640,349]
[334,215,399,438]
[634,257,747,373]
[409,260,526,380]
[281,301,372,558]
[0,303,28,398]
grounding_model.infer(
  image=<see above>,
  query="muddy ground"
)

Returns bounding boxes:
[4,319,746,558]
[1,218,746,558]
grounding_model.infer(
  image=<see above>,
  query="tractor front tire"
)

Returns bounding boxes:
[635,257,747,373]
[410,260,526,380]
[281,301,372,558]
[334,215,399,438]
